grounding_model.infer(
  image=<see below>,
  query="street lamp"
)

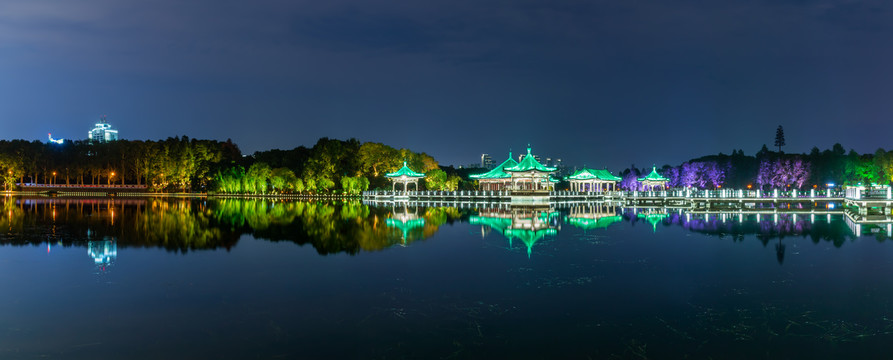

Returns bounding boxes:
[109,171,115,186]
[52,171,56,186]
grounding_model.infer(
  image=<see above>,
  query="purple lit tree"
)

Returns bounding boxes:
[620,172,640,191]
[756,160,771,189]
[680,162,700,188]
[756,157,811,189]
[665,167,682,188]
[704,162,726,188]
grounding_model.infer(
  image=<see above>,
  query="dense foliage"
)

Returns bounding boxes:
[618,144,893,190]
[0,137,438,194]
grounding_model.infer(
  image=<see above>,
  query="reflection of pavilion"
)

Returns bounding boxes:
[564,203,622,231]
[470,205,559,258]
[385,204,426,244]
[634,208,670,232]
[87,239,117,265]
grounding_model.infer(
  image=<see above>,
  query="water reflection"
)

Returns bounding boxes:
[0,197,464,256]
[1,197,890,260]
[470,205,560,257]
[87,239,117,265]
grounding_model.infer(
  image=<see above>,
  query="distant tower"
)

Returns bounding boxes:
[88,115,119,143]
[481,153,493,169]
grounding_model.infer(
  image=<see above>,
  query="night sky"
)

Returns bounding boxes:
[2,0,891,171]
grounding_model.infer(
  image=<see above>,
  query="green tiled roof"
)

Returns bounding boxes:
[504,147,557,173]
[566,168,621,181]
[637,167,668,182]
[565,215,622,230]
[385,161,426,178]
[470,153,518,180]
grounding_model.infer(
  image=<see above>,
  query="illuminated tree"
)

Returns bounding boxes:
[425,169,448,190]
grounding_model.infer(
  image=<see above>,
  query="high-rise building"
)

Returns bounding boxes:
[88,116,119,143]
[481,153,494,169]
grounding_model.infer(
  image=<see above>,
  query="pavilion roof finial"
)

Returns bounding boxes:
[526,144,531,155]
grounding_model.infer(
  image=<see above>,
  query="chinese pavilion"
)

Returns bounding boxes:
[469,152,518,191]
[637,167,669,191]
[503,147,558,191]
[384,161,426,193]
[565,167,621,192]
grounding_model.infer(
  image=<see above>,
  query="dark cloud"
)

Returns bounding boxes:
[1,0,891,170]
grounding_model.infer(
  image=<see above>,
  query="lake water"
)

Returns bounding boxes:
[1,197,892,359]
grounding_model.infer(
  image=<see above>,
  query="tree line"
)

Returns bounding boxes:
[2,134,891,194]
[0,137,443,194]
[617,144,893,190]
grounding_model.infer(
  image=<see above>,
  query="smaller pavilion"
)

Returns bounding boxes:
[637,167,669,191]
[503,147,558,192]
[566,168,621,192]
[385,161,426,193]
[470,152,518,191]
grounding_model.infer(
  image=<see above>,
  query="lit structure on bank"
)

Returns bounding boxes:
[469,152,518,190]
[565,167,621,192]
[47,133,64,144]
[637,167,669,191]
[471,147,558,191]
[384,161,426,193]
[504,147,559,191]
[88,116,119,143]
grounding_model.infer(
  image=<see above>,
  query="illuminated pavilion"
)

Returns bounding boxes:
[385,161,426,193]
[638,167,669,191]
[469,152,518,191]
[503,147,558,191]
[565,168,621,192]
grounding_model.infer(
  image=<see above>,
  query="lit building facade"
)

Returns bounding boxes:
[88,116,119,143]
[481,154,494,169]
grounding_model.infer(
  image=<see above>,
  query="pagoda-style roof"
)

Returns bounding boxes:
[470,152,518,180]
[566,168,622,181]
[637,167,668,182]
[504,147,557,173]
[385,161,426,178]
[565,215,622,230]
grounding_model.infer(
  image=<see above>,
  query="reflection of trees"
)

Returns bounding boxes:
[637,211,857,247]
[247,201,461,254]
[0,198,240,251]
[0,198,463,255]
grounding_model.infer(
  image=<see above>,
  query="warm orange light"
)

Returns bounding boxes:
[110,172,115,176]
[747,184,752,189]
[813,184,817,188]
[52,172,56,176]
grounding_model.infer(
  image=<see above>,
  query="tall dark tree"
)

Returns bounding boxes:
[774,125,786,153]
